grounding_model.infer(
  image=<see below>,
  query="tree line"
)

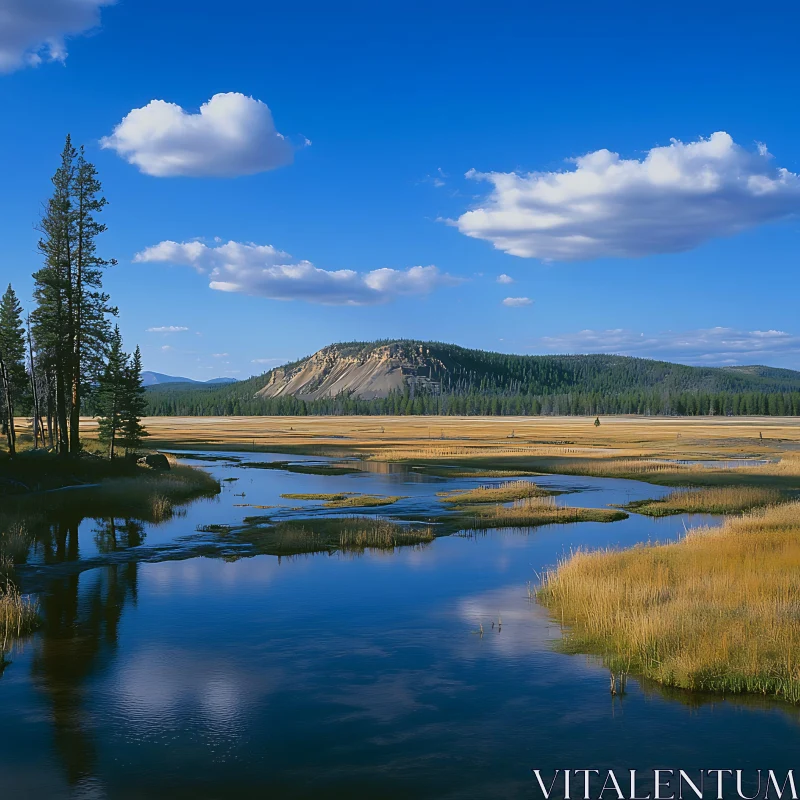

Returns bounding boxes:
[0,137,147,459]
[142,340,800,419]
[145,385,800,418]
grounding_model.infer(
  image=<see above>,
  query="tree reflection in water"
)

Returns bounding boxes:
[93,518,146,554]
[31,560,139,788]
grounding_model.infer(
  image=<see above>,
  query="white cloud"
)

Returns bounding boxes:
[0,0,114,73]
[100,93,299,177]
[456,132,800,261]
[211,353,229,358]
[134,239,461,305]
[428,167,447,187]
[146,325,188,333]
[496,273,514,284]
[502,296,532,307]
[535,326,800,366]
[160,345,172,351]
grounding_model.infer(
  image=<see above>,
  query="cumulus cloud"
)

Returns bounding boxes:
[100,93,299,177]
[146,325,188,333]
[536,327,800,366]
[0,0,114,73]
[496,274,514,284]
[134,239,461,305]
[456,132,800,261]
[502,296,532,307]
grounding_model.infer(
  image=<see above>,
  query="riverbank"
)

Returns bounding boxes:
[538,502,800,704]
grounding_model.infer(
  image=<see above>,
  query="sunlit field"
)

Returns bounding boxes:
[56,414,800,457]
[538,502,800,704]
[34,415,800,489]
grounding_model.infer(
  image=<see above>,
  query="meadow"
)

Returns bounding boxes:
[63,414,800,487]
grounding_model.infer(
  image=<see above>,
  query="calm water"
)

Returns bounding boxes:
[3,453,799,799]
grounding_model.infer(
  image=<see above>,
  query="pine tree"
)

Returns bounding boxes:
[96,327,127,459]
[33,137,75,455]
[120,345,148,455]
[32,136,116,457]
[0,285,27,456]
[70,145,117,455]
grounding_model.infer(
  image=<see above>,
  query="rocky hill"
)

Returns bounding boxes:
[144,339,800,417]
[256,342,444,401]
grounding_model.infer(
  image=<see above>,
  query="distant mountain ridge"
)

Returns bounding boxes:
[144,339,800,417]
[256,341,800,400]
[142,371,237,387]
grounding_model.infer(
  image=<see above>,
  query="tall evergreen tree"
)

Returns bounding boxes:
[32,137,74,455]
[120,345,148,455]
[70,145,116,455]
[96,327,127,459]
[32,136,115,457]
[0,284,27,456]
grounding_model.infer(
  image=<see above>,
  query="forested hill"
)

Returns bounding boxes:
[145,340,800,417]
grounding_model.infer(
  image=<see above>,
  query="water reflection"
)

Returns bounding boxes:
[3,454,800,797]
[31,562,138,788]
[92,518,146,554]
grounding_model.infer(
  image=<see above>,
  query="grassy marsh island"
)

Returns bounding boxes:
[216,516,435,556]
[626,485,789,516]
[465,496,627,529]
[280,492,406,508]
[538,501,800,704]
[439,479,554,505]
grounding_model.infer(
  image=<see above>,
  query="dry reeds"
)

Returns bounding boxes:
[150,494,173,521]
[628,486,787,516]
[538,501,800,703]
[467,496,627,528]
[440,479,550,505]
[280,492,404,509]
[0,522,32,564]
[236,516,435,555]
[1,580,39,652]
[338,519,435,549]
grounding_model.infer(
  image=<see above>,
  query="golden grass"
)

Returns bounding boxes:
[325,494,404,508]
[439,479,551,505]
[279,492,404,508]
[68,414,800,459]
[538,502,800,703]
[628,486,788,516]
[466,496,627,528]
[61,415,800,491]
[337,520,435,550]
[1,580,39,651]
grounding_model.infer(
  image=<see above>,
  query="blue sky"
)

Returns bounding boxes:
[2,0,799,380]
